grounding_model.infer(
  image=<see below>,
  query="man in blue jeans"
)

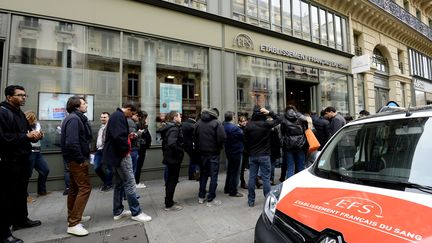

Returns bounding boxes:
[244,106,281,207]
[194,108,226,206]
[103,101,152,223]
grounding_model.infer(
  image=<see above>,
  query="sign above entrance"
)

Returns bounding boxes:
[260,44,349,70]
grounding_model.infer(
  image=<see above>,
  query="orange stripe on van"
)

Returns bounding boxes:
[277,187,432,242]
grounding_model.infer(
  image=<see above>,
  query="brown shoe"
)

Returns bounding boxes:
[38,191,51,196]
[27,196,36,203]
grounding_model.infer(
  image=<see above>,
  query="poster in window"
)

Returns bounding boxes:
[160,83,182,114]
[38,92,94,121]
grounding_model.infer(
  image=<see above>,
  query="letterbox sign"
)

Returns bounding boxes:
[233,33,349,70]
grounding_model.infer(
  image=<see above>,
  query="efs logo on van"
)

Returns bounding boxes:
[324,197,384,218]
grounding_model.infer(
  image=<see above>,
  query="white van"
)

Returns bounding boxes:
[255,106,432,243]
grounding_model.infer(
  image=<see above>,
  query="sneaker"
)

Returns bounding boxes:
[113,210,132,220]
[131,212,152,223]
[81,216,91,223]
[248,202,255,207]
[101,185,113,192]
[198,197,206,204]
[164,204,183,211]
[67,223,88,236]
[63,188,69,196]
[136,183,147,189]
[206,200,222,207]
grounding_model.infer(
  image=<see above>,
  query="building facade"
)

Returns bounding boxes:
[0,0,430,189]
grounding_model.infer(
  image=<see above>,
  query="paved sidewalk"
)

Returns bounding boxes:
[15,171,270,243]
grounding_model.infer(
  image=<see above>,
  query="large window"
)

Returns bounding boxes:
[122,34,209,144]
[409,48,432,80]
[8,16,121,151]
[372,48,389,73]
[236,55,284,117]
[232,0,348,52]
[163,0,207,11]
[320,70,349,115]
[7,15,209,150]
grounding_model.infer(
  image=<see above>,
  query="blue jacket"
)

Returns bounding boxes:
[223,121,244,155]
[61,112,91,164]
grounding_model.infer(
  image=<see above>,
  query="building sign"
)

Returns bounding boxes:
[352,55,371,74]
[260,44,349,70]
[233,33,254,50]
[414,78,432,93]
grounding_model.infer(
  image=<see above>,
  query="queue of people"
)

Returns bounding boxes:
[0,84,359,242]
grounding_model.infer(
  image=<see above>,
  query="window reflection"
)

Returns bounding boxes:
[320,70,349,115]
[236,55,284,117]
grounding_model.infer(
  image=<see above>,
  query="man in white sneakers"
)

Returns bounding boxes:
[103,101,152,223]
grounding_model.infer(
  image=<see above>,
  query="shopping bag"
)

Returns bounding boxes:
[305,128,320,153]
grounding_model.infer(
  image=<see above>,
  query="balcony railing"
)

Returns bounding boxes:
[18,20,41,31]
[354,46,363,56]
[369,0,432,41]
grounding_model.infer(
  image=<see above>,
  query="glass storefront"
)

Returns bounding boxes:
[236,54,350,117]
[122,34,209,144]
[7,15,209,150]
[320,70,349,115]
[236,54,284,117]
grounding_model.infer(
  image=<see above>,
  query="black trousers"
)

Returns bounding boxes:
[0,157,29,239]
[224,153,242,195]
[240,153,249,185]
[165,163,181,208]
[135,147,147,184]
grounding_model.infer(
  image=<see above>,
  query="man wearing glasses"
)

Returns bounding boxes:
[0,85,43,243]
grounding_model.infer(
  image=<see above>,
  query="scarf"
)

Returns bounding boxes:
[73,110,93,141]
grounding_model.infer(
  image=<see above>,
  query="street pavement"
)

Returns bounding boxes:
[15,170,272,243]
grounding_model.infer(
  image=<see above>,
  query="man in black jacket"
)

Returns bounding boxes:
[103,101,152,223]
[158,110,184,211]
[181,114,199,180]
[194,108,226,206]
[244,106,281,207]
[61,95,92,236]
[0,85,43,243]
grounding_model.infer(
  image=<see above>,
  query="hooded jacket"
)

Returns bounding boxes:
[103,108,130,167]
[194,109,226,156]
[244,107,281,156]
[158,121,184,164]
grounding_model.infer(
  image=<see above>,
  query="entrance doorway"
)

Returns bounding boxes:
[285,81,314,113]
